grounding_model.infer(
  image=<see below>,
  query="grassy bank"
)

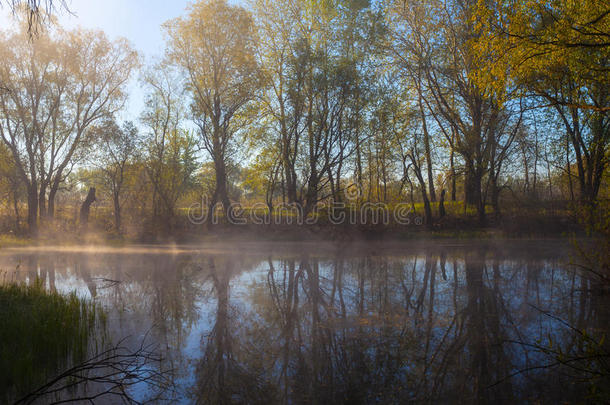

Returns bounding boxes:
[0,234,32,248]
[0,198,597,245]
[0,280,105,403]
[0,221,587,247]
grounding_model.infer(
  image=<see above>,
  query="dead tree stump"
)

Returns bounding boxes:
[80,187,96,230]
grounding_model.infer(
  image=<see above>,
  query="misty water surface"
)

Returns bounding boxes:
[1,240,607,404]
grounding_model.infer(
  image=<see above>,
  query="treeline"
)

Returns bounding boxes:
[0,0,608,236]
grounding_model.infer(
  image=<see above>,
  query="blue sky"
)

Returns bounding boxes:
[1,0,193,121]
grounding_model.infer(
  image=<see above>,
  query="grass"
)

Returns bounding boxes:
[0,234,31,248]
[0,199,582,242]
[0,279,106,403]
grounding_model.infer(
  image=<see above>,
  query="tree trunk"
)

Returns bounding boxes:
[327,166,336,201]
[266,201,274,225]
[522,145,529,194]
[213,158,232,222]
[476,183,486,226]
[419,96,436,202]
[566,134,575,202]
[38,181,47,221]
[336,156,343,203]
[27,183,38,235]
[421,186,433,227]
[450,146,456,201]
[12,187,20,232]
[79,187,96,230]
[356,137,363,187]
[533,132,539,197]
[411,161,433,227]
[282,142,297,204]
[438,189,446,218]
[491,175,500,219]
[113,191,121,232]
[47,182,58,218]
[305,172,318,218]
[464,161,479,206]
[464,163,485,225]
[47,173,63,218]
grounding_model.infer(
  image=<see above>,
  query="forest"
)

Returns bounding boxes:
[1,1,609,403]
[0,0,608,240]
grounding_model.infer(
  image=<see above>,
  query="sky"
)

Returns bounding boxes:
[0,0,193,121]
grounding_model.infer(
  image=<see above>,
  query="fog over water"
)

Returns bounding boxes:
[1,240,607,404]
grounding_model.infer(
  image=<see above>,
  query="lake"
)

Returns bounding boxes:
[1,239,607,404]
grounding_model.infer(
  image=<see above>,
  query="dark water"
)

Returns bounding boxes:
[1,240,608,404]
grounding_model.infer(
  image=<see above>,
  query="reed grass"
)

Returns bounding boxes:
[0,279,106,403]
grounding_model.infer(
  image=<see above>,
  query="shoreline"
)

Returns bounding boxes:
[0,226,594,253]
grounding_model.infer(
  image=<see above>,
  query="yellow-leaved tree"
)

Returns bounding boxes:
[472,0,609,206]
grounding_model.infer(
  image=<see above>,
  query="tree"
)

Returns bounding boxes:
[381,90,433,225]
[242,146,281,216]
[165,0,263,221]
[473,0,610,207]
[251,0,306,205]
[0,25,138,233]
[89,119,138,233]
[292,0,375,214]
[388,0,523,224]
[141,65,198,230]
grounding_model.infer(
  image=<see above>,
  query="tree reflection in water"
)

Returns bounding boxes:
[193,249,606,404]
[0,242,607,403]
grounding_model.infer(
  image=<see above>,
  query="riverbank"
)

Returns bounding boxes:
[0,218,592,249]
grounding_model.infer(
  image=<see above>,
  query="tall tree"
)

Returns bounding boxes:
[252,0,305,205]
[165,0,262,221]
[141,65,198,230]
[0,26,138,233]
[388,0,522,224]
[473,0,610,206]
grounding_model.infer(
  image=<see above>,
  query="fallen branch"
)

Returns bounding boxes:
[14,334,176,405]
